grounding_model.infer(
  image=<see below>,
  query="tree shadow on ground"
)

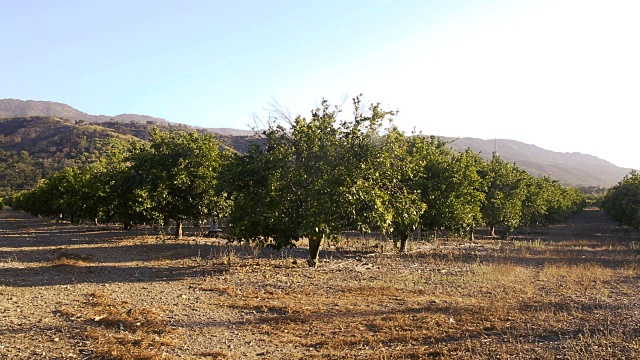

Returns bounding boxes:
[2,243,227,263]
[0,262,230,287]
[408,247,638,270]
[170,296,639,354]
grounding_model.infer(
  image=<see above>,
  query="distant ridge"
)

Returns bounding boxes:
[0,99,170,125]
[444,137,631,188]
[0,99,631,187]
[206,127,255,136]
[0,99,259,137]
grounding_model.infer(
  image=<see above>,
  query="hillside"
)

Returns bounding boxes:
[445,137,631,188]
[0,116,262,195]
[0,99,253,136]
[0,99,632,188]
[0,116,144,194]
[0,116,137,158]
[0,99,171,125]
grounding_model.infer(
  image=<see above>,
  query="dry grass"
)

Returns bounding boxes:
[189,277,629,357]
[51,251,92,266]
[56,292,179,360]
[2,208,640,359]
[183,232,640,359]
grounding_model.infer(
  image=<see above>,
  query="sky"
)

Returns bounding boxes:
[2,0,639,169]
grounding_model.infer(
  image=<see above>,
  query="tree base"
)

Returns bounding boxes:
[308,236,322,268]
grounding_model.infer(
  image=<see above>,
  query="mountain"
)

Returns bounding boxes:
[0,99,254,136]
[205,127,255,136]
[0,99,170,125]
[444,137,630,188]
[0,99,631,188]
[0,115,261,195]
[0,116,143,195]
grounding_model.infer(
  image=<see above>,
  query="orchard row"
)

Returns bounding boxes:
[10,97,585,266]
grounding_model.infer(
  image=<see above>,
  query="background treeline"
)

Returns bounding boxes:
[0,116,255,198]
[0,117,147,196]
[601,170,640,228]
[9,97,585,266]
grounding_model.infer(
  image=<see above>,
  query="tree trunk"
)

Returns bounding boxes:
[308,235,322,268]
[175,220,183,239]
[490,225,496,237]
[469,227,475,241]
[399,232,409,253]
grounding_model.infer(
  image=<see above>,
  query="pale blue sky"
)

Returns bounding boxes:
[2,0,639,169]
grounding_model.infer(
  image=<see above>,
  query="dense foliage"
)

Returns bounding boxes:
[0,117,139,198]
[127,129,230,238]
[0,116,245,199]
[9,97,586,266]
[12,129,229,239]
[416,140,486,239]
[601,171,640,228]
[578,186,607,206]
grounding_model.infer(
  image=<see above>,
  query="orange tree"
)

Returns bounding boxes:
[480,154,529,237]
[12,167,87,222]
[226,96,424,265]
[379,127,425,252]
[414,138,486,240]
[123,129,230,238]
[601,170,640,228]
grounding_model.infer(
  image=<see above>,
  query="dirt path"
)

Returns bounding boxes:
[1,207,639,359]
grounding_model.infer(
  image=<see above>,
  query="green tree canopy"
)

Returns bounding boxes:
[480,154,529,236]
[227,96,419,264]
[601,170,640,228]
[415,138,486,239]
[125,129,230,238]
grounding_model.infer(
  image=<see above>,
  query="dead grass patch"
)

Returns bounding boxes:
[56,291,179,360]
[3,207,640,359]
[51,251,92,266]
[189,248,640,359]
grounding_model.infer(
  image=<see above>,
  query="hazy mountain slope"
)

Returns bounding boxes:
[206,128,256,136]
[0,99,170,125]
[0,99,256,136]
[0,116,143,194]
[0,116,138,158]
[444,137,630,187]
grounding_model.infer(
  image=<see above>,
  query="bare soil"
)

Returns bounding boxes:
[1,207,639,359]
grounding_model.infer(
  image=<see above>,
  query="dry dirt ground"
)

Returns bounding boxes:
[1,207,639,359]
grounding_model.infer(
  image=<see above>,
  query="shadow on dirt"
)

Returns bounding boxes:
[170,296,639,349]
[0,242,317,264]
[2,207,639,286]
[0,262,233,287]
